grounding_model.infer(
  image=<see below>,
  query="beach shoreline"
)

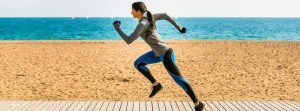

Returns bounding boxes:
[0,40,299,101]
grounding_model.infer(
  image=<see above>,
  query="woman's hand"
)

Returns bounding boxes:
[179,27,186,33]
[113,20,121,28]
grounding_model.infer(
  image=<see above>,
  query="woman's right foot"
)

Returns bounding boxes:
[194,101,205,111]
[149,82,163,98]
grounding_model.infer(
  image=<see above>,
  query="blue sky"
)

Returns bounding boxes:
[0,0,299,17]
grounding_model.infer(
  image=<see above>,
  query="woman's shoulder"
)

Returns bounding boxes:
[139,17,150,25]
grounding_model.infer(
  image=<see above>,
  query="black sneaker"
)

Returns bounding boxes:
[149,83,163,98]
[195,101,205,111]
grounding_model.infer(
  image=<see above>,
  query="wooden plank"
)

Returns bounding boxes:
[1,101,16,111]
[272,101,294,111]
[230,101,246,111]
[152,101,160,111]
[119,101,127,111]
[236,101,254,111]
[170,101,180,111]
[53,101,69,111]
[127,101,134,111]
[25,101,43,111]
[266,101,288,111]
[260,101,280,111]
[5,101,22,111]
[42,101,56,111]
[282,101,300,110]
[133,101,139,111]
[1,100,300,111]
[248,101,267,111]
[92,101,104,111]
[66,101,80,111]
[218,101,234,111]
[296,101,300,105]
[45,101,61,111]
[0,101,6,108]
[164,101,173,111]
[0,101,9,111]
[14,101,31,111]
[291,101,300,108]
[187,101,196,111]
[176,101,186,111]
[7,101,26,111]
[22,101,40,111]
[254,101,274,111]
[79,101,92,111]
[112,101,121,111]
[182,101,193,111]
[205,101,220,111]
[8,100,27,111]
[0,101,12,110]
[202,101,213,111]
[242,101,266,111]
[276,101,300,111]
[158,101,166,111]
[222,101,239,111]
[259,101,279,111]
[73,101,86,111]
[59,101,75,111]
[85,101,98,111]
[99,101,109,111]
[106,101,115,111]
[36,101,53,111]
[139,101,146,111]
[146,101,152,111]
[211,101,226,111]
[217,101,232,111]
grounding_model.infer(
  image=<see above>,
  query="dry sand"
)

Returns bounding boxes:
[0,40,299,101]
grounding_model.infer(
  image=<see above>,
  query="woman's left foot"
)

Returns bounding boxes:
[149,83,163,98]
[194,101,205,111]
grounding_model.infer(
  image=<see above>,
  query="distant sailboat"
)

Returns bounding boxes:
[72,16,75,20]
[86,16,89,19]
[111,16,114,19]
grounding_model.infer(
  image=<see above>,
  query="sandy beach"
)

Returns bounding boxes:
[0,40,299,101]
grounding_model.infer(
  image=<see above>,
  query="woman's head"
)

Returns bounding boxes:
[131,2,156,29]
[131,2,147,18]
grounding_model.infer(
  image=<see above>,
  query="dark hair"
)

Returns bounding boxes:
[132,2,156,30]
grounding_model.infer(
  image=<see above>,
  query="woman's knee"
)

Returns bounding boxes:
[134,60,147,69]
[134,60,140,68]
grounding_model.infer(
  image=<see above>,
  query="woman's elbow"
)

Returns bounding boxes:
[126,40,133,45]
[163,13,170,18]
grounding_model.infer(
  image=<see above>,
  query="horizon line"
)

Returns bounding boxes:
[1,16,300,18]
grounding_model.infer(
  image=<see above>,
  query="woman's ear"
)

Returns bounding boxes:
[137,10,142,15]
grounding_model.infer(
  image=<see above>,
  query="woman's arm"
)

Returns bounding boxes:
[114,22,147,44]
[153,13,185,33]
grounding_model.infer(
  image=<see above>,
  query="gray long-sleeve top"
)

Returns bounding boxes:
[114,13,183,57]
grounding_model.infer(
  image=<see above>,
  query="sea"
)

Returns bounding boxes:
[0,17,299,41]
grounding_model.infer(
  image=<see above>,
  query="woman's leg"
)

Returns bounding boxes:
[134,51,164,97]
[162,48,199,103]
[134,51,162,83]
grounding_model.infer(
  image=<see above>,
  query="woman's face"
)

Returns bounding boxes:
[131,8,141,18]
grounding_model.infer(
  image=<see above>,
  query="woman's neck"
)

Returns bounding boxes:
[137,14,144,20]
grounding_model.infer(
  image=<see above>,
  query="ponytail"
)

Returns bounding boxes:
[132,2,156,30]
[146,11,156,30]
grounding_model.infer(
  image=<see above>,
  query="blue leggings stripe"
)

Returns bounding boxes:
[134,50,190,92]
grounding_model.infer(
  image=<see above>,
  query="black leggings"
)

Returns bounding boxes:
[134,48,199,103]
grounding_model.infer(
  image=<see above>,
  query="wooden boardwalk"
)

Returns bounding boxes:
[0,101,299,111]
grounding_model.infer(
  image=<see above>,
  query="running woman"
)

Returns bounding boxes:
[113,2,204,111]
